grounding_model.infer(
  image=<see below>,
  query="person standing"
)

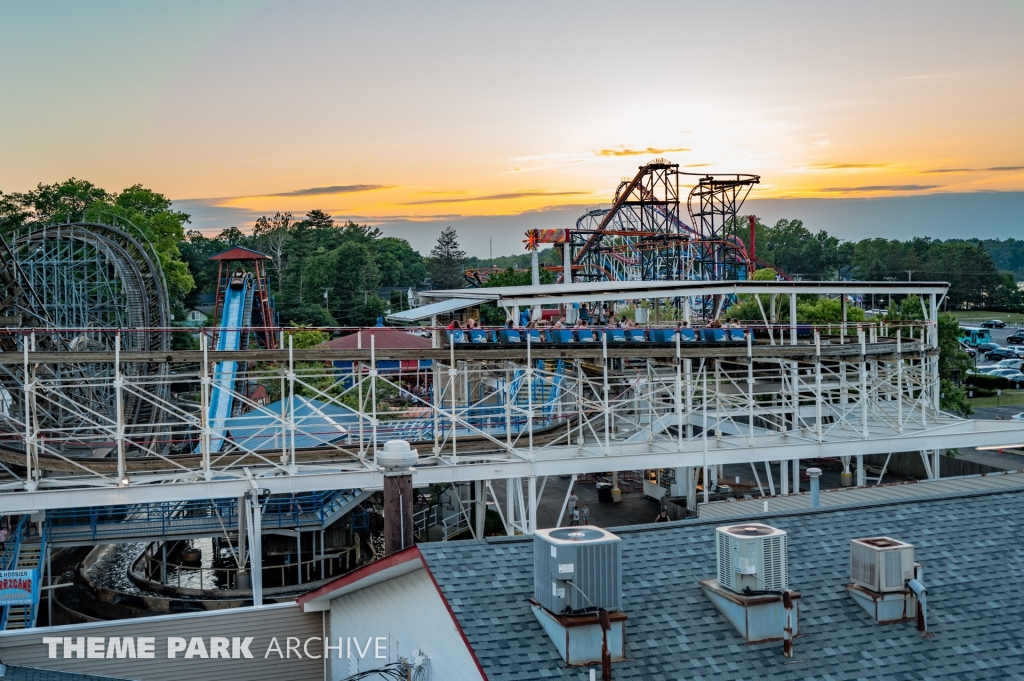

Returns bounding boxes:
[0,525,8,553]
[568,490,578,510]
[581,504,590,525]
[571,506,580,526]
[655,509,669,523]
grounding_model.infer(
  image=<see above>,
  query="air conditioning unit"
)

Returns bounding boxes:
[850,537,914,593]
[716,524,788,593]
[534,527,621,614]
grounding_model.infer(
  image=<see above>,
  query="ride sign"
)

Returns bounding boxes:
[0,569,39,606]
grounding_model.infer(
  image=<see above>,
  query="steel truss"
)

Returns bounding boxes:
[0,315,1021,530]
[558,162,764,321]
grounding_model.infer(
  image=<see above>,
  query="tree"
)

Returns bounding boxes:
[0,191,29,230]
[937,313,973,416]
[252,212,294,294]
[89,185,195,304]
[374,237,426,287]
[12,178,111,223]
[428,227,466,290]
[303,241,382,326]
[743,217,852,279]
[216,226,248,246]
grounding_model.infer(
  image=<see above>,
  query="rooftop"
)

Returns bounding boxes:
[417,477,1024,680]
[419,279,951,308]
[0,666,125,681]
[324,328,432,350]
[697,469,1024,519]
[207,246,270,261]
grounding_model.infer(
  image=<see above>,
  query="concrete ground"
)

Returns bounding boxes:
[486,460,914,532]
[962,404,1024,470]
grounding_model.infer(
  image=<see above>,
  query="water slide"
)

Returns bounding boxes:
[205,275,253,453]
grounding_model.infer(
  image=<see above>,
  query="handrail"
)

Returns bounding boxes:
[0,516,31,630]
[141,541,360,589]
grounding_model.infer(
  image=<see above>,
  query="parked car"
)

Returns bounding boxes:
[986,348,1018,361]
[959,342,977,358]
[981,319,1006,328]
[985,369,1024,387]
[977,342,1002,353]
[994,359,1024,371]
[1004,372,1024,388]
[1007,334,1024,346]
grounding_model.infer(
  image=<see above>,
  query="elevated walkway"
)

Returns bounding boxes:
[46,488,371,546]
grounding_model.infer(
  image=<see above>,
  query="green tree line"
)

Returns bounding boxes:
[3,180,1020,330]
[740,217,1023,309]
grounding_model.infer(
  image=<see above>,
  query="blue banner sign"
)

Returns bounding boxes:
[0,569,38,606]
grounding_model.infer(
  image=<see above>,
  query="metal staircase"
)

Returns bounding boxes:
[320,489,374,527]
[0,517,45,631]
[4,540,42,630]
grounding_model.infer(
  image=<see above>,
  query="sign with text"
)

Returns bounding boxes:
[0,569,38,607]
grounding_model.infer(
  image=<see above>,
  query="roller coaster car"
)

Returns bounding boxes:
[548,329,576,344]
[700,328,748,344]
[469,329,500,347]
[497,329,522,344]
[229,270,246,290]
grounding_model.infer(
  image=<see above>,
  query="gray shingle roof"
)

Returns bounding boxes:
[1,666,126,681]
[419,487,1024,680]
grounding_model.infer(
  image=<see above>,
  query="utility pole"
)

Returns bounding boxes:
[905,270,915,282]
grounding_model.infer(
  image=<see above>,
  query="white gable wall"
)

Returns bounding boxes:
[327,567,484,681]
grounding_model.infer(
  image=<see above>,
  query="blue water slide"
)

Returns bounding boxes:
[205,276,253,453]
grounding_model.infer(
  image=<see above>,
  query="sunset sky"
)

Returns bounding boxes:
[3,0,1023,255]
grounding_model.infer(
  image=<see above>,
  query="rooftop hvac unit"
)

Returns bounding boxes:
[850,537,914,593]
[716,524,788,593]
[534,527,621,614]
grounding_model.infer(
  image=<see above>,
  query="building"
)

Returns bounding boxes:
[2,474,1023,679]
[297,474,1024,680]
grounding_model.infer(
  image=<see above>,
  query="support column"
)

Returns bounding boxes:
[236,495,249,590]
[247,491,263,606]
[474,479,486,539]
[792,458,800,494]
[384,473,415,555]
[780,457,789,495]
[685,467,696,510]
[840,295,848,342]
[857,455,865,487]
[507,478,516,534]
[527,476,538,534]
[789,293,797,345]
[562,238,572,284]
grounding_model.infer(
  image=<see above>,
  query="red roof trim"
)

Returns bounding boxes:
[420,557,490,681]
[209,246,271,261]
[296,546,489,680]
[297,545,422,606]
